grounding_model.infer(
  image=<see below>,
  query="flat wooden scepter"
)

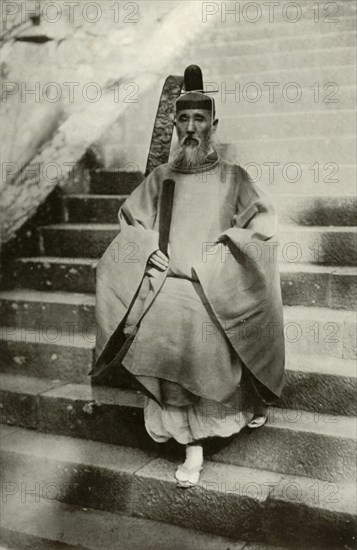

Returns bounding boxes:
[159,178,175,256]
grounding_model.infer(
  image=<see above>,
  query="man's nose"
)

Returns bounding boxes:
[187,119,195,133]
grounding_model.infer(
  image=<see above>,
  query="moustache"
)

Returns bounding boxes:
[182,136,200,147]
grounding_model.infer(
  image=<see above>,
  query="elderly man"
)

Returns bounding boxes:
[91,65,285,487]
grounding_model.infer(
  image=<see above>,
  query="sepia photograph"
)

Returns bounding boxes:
[0,0,356,548]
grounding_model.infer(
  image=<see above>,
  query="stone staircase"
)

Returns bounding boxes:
[1,2,356,549]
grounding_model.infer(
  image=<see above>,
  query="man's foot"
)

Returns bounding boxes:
[175,444,203,488]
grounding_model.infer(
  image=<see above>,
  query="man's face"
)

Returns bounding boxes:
[175,109,217,148]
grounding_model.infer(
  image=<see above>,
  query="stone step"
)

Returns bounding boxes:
[199,11,357,42]
[0,323,355,416]
[220,136,356,166]
[40,223,119,259]
[1,368,356,468]
[212,406,357,482]
[278,225,356,266]
[126,104,357,154]
[113,139,356,176]
[199,48,356,75]
[0,326,94,383]
[275,195,356,226]
[11,257,357,310]
[84,165,357,197]
[283,306,356,359]
[12,256,97,293]
[121,86,356,149]
[63,194,126,224]
[0,374,151,450]
[0,289,95,332]
[257,164,357,196]
[206,65,356,90]
[215,85,356,115]
[1,497,282,550]
[39,223,357,265]
[125,133,356,167]
[133,109,356,142]
[280,353,357,417]
[63,194,124,223]
[1,425,356,548]
[62,192,356,226]
[192,30,357,57]
[90,169,143,195]
[279,264,357,310]
[0,291,355,358]
[221,110,356,141]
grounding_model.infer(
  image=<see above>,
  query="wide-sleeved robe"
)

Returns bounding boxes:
[91,158,285,423]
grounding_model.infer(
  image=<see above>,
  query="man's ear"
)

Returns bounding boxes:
[212,118,219,134]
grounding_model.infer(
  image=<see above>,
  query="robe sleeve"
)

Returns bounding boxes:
[217,165,277,247]
[95,169,162,357]
[193,165,285,399]
[119,168,160,230]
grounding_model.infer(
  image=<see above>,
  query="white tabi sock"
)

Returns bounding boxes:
[183,444,203,470]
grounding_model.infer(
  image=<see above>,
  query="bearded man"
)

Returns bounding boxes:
[91,65,285,488]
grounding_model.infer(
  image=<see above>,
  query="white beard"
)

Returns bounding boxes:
[170,134,213,169]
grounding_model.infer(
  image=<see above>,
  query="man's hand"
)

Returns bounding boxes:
[148,249,169,271]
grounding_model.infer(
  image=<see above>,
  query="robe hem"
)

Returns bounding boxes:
[122,363,260,413]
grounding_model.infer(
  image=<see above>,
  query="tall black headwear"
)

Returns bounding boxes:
[175,65,216,117]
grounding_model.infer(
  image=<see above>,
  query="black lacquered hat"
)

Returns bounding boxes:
[175,65,216,115]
